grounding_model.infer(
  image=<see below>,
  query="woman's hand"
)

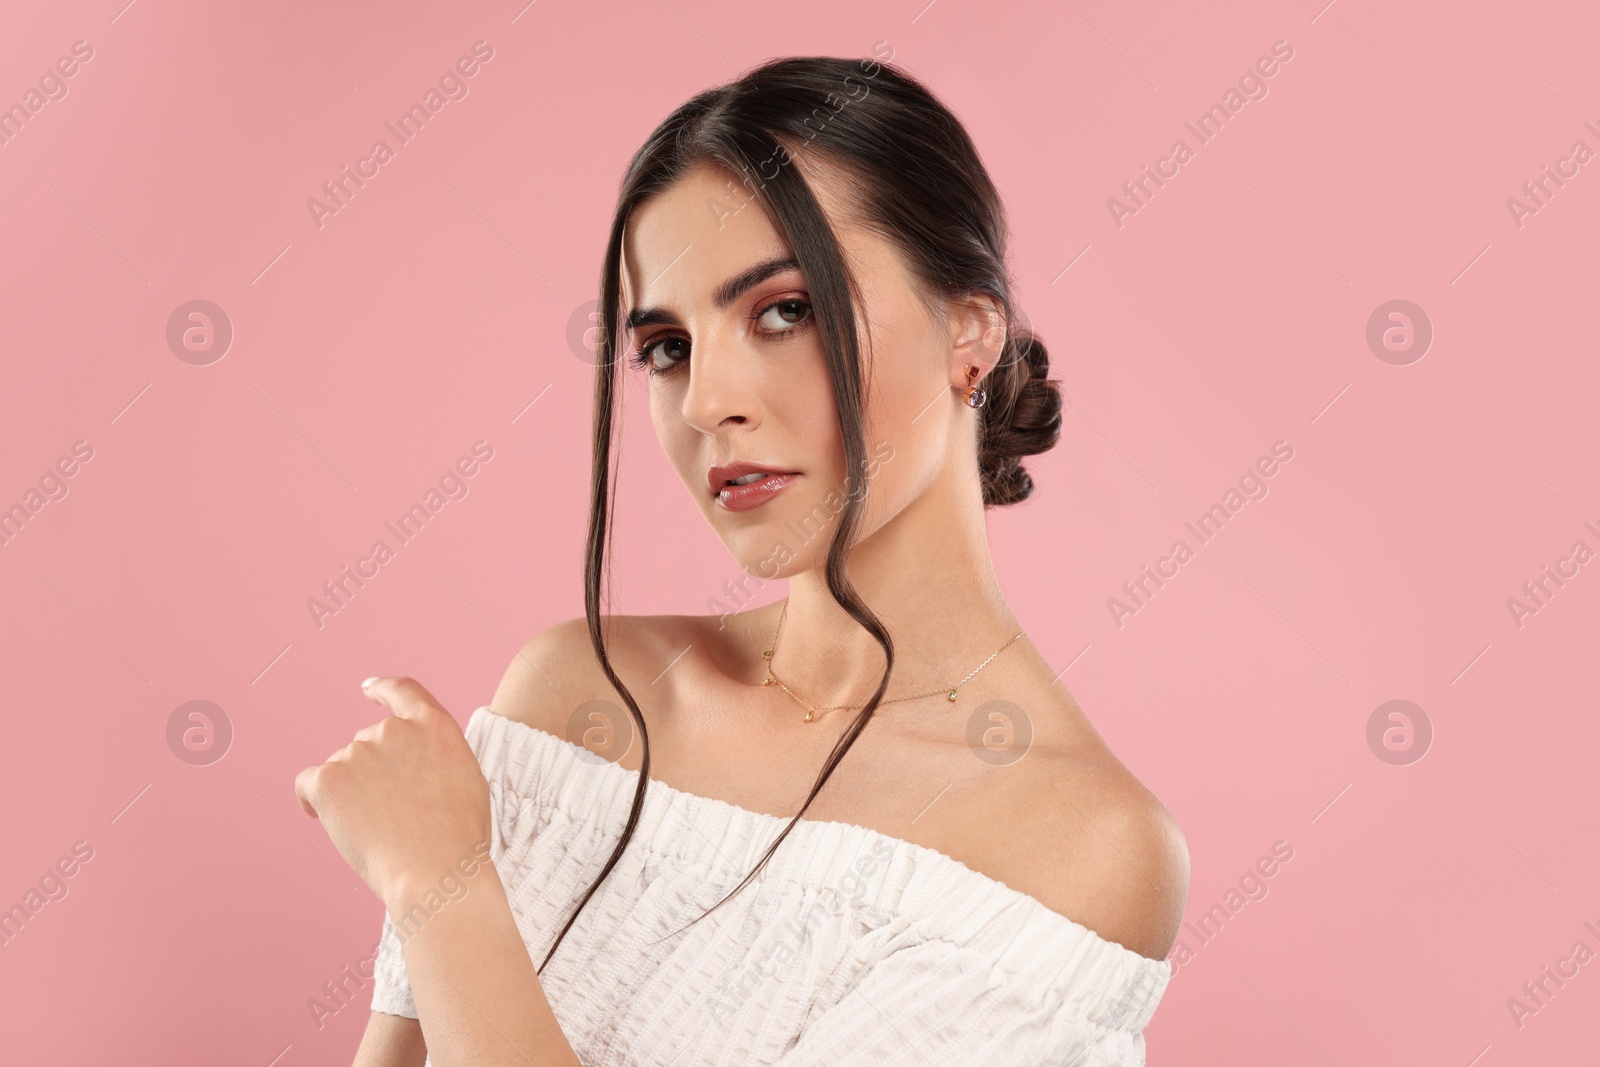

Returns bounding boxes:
[294,677,492,910]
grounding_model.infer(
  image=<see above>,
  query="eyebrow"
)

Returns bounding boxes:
[625,253,801,331]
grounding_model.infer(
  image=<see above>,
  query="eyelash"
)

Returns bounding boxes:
[628,297,814,377]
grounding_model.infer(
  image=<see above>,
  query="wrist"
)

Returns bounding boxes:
[381,839,500,920]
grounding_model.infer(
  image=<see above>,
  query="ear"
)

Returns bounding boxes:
[946,292,1007,387]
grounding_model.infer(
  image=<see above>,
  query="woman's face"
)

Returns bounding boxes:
[619,158,991,579]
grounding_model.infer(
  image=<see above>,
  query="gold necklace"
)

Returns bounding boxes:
[759,599,1026,723]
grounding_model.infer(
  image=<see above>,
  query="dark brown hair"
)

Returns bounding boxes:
[538,54,1061,973]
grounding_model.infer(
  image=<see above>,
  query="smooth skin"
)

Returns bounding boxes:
[314,153,1190,1065]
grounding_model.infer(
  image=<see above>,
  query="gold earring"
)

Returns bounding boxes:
[963,364,988,409]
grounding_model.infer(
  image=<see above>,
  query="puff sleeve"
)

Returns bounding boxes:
[368,911,419,1019]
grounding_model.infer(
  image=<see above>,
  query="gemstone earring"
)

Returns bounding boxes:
[963,364,988,409]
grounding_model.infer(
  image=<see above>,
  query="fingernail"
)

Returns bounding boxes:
[360,676,379,689]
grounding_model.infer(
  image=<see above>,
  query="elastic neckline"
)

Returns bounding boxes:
[467,705,1172,1031]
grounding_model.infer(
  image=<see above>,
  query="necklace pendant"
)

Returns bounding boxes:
[804,709,814,723]
[948,689,958,701]
[762,676,773,686]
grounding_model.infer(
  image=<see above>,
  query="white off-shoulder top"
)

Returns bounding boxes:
[370,706,1172,1065]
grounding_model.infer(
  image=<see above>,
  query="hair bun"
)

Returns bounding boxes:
[977,330,1063,507]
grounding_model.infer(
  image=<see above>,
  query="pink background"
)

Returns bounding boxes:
[2,0,1596,1063]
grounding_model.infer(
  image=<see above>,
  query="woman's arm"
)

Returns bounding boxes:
[379,862,581,1067]
[294,677,583,1066]
[351,1012,427,1067]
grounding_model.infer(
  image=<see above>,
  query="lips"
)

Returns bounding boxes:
[707,461,802,512]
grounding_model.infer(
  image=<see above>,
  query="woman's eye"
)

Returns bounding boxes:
[638,336,689,372]
[757,299,811,333]
[632,300,810,376]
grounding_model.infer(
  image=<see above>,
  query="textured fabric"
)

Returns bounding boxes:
[370,706,1172,1065]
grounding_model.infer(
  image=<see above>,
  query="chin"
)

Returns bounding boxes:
[702,478,854,577]
[713,518,822,582]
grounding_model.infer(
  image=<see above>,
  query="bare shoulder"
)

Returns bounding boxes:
[489,616,603,736]
[486,613,696,743]
[1007,737,1190,962]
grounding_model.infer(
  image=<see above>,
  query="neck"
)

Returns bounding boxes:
[768,463,1022,711]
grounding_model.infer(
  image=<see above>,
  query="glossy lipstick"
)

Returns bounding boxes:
[708,461,801,512]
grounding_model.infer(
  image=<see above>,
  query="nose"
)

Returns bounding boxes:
[678,325,758,434]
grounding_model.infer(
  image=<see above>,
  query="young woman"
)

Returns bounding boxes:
[296,54,1189,1066]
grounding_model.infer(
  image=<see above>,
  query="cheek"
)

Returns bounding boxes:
[778,367,845,475]
[650,390,703,493]
[861,314,947,446]
[858,372,947,511]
